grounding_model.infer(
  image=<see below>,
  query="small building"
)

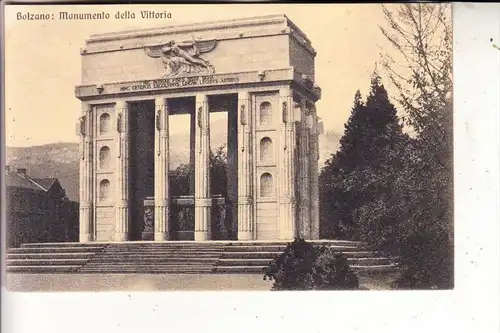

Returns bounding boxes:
[5,166,79,247]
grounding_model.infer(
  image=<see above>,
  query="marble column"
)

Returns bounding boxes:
[278,88,297,240]
[309,106,320,240]
[79,103,93,242]
[298,99,311,239]
[154,97,170,241]
[189,112,196,196]
[237,91,254,240]
[194,93,212,241]
[114,100,130,241]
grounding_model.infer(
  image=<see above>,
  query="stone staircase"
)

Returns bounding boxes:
[6,243,106,273]
[6,241,397,275]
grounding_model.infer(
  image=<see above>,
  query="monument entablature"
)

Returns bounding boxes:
[75,68,321,101]
[76,14,323,243]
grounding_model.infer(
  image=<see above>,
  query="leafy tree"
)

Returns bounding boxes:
[376,3,453,289]
[210,143,227,197]
[169,143,228,197]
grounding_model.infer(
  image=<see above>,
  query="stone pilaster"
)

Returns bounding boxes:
[114,100,130,241]
[154,97,170,241]
[298,99,311,239]
[237,91,254,240]
[309,106,320,240]
[79,103,93,242]
[194,93,212,241]
[278,88,297,240]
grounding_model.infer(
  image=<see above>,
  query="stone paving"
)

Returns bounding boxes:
[5,273,395,292]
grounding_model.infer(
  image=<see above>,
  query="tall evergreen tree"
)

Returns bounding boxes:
[319,73,405,239]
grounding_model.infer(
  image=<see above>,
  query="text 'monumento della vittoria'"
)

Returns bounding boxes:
[75,14,323,242]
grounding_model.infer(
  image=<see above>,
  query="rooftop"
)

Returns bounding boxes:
[87,14,310,44]
[5,167,58,193]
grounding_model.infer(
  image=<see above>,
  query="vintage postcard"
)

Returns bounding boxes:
[4,3,500,333]
[0,2,467,295]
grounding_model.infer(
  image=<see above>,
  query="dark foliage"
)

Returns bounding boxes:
[319,73,405,240]
[263,239,359,290]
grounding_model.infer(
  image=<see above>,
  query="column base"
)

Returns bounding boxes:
[141,232,154,241]
[237,231,253,241]
[79,233,92,243]
[194,231,211,241]
[113,232,129,242]
[154,232,169,242]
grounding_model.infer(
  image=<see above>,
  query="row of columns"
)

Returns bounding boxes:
[79,88,319,242]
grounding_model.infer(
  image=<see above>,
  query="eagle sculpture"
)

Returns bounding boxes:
[144,39,217,77]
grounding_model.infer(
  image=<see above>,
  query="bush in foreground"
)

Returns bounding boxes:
[263,239,359,290]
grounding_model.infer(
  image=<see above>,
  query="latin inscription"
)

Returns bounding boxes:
[119,75,240,92]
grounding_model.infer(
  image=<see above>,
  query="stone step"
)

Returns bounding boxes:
[213,264,397,274]
[80,264,214,272]
[6,258,89,266]
[7,252,97,259]
[21,242,102,248]
[86,256,219,264]
[103,248,225,252]
[215,257,392,267]
[6,265,82,273]
[106,244,226,248]
[223,245,360,252]
[221,252,281,259]
[102,249,224,254]
[350,264,398,273]
[214,266,266,274]
[78,268,214,274]
[89,254,222,259]
[219,250,379,259]
[79,264,215,272]
[221,240,365,246]
[8,247,105,253]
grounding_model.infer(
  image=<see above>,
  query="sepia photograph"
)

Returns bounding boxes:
[4,3,454,292]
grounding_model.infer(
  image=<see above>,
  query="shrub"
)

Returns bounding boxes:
[263,238,359,290]
[313,247,360,290]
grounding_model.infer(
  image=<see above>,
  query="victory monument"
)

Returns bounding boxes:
[75,14,323,243]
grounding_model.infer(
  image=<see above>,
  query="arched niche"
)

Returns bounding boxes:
[260,172,274,197]
[259,101,272,126]
[260,137,273,162]
[99,179,110,201]
[99,113,111,134]
[99,146,111,169]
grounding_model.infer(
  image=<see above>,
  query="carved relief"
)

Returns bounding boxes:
[144,39,217,77]
[143,206,154,233]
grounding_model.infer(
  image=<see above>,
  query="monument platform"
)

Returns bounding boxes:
[6,240,397,275]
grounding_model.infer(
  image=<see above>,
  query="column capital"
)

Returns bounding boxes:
[196,92,209,103]
[115,100,128,111]
[238,90,250,99]
[155,96,166,107]
[279,87,292,97]
[81,102,91,115]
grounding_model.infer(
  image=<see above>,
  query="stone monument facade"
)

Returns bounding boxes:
[75,14,323,242]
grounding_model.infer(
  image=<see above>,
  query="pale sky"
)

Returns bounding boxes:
[5,4,396,147]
